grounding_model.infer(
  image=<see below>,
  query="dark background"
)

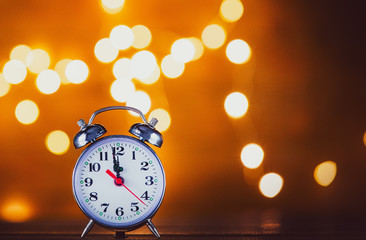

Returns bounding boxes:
[0,0,365,231]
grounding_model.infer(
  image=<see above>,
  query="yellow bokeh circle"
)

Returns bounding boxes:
[45,130,70,155]
[15,100,39,125]
[259,173,284,198]
[201,24,226,49]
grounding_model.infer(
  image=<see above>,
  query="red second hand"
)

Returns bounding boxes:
[105,169,146,205]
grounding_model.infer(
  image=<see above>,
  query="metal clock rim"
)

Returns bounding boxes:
[72,134,166,232]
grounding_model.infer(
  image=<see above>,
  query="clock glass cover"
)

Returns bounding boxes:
[72,135,165,229]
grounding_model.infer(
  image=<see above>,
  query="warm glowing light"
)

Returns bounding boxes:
[10,44,32,63]
[46,130,70,155]
[226,39,251,64]
[65,60,89,84]
[161,54,185,79]
[220,0,244,22]
[15,100,39,125]
[201,24,226,49]
[0,74,11,97]
[110,25,134,50]
[127,90,152,116]
[101,0,124,14]
[26,49,50,73]
[94,38,119,63]
[131,50,157,80]
[259,173,284,198]
[110,79,135,103]
[171,38,195,63]
[363,131,366,147]
[1,199,33,222]
[314,161,337,187]
[55,59,72,84]
[2,59,27,84]
[224,92,249,118]
[241,143,264,169]
[139,65,160,85]
[148,108,171,132]
[36,70,61,94]
[113,58,133,80]
[132,25,152,49]
[188,37,204,61]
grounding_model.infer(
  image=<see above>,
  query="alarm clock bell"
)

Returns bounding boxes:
[73,106,163,149]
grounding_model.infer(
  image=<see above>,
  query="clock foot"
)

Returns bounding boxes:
[114,231,126,238]
[146,219,160,238]
[81,219,94,238]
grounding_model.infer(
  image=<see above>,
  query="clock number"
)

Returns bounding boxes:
[132,151,136,160]
[89,192,98,201]
[112,146,124,160]
[145,176,154,186]
[101,203,109,212]
[115,207,124,216]
[140,161,149,171]
[99,151,108,161]
[130,202,139,212]
[84,177,93,187]
[140,191,150,201]
[89,163,101,172]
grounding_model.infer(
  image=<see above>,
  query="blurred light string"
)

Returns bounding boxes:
[0,0,293,215]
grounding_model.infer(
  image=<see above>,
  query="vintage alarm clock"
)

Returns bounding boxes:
[72,106,165,238]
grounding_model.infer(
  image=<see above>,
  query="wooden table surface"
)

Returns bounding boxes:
[0,214,365,239]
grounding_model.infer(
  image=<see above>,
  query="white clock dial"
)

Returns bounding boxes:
[72,135,165,230]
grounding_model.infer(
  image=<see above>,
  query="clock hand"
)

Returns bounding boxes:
[112,149,123,178]
[106,169,146,206]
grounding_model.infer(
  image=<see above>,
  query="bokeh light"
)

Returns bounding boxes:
[94,38,119,63]
[36,69,61,94]
[220,0,244,22]
[110,25,134,50]
[241,143,264,169]
[363,131,366,147]
[45,130,70,155]
[148,108,171,132]
[101,0,124,14]
[127,90,152,116]
[15,100,39,125]
[188,37,204,61]
[1,198,33,222]
[113,58,133,80]
[224,92,249,118]
[26,49,50,74]
[201,24,226,49]
[314,161,337,187]
[226,39,251,64]
[259,173,284,198]
[65,60,89,84]
[2,59,27,84]
[171,38,195,63]
[138,65,160,85]
[0,74,11,97]
[10,44,32,63]
[132,25,152,49]
[131,50,157,80]
[55,59,72,84]
[110,79,135,103]
[161,54,185,79]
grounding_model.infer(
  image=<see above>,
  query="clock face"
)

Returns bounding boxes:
[72,135,165,230]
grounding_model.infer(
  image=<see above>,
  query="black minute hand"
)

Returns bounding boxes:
[112,147,123,177]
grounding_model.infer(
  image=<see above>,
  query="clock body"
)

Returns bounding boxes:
[72,135,166,231]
